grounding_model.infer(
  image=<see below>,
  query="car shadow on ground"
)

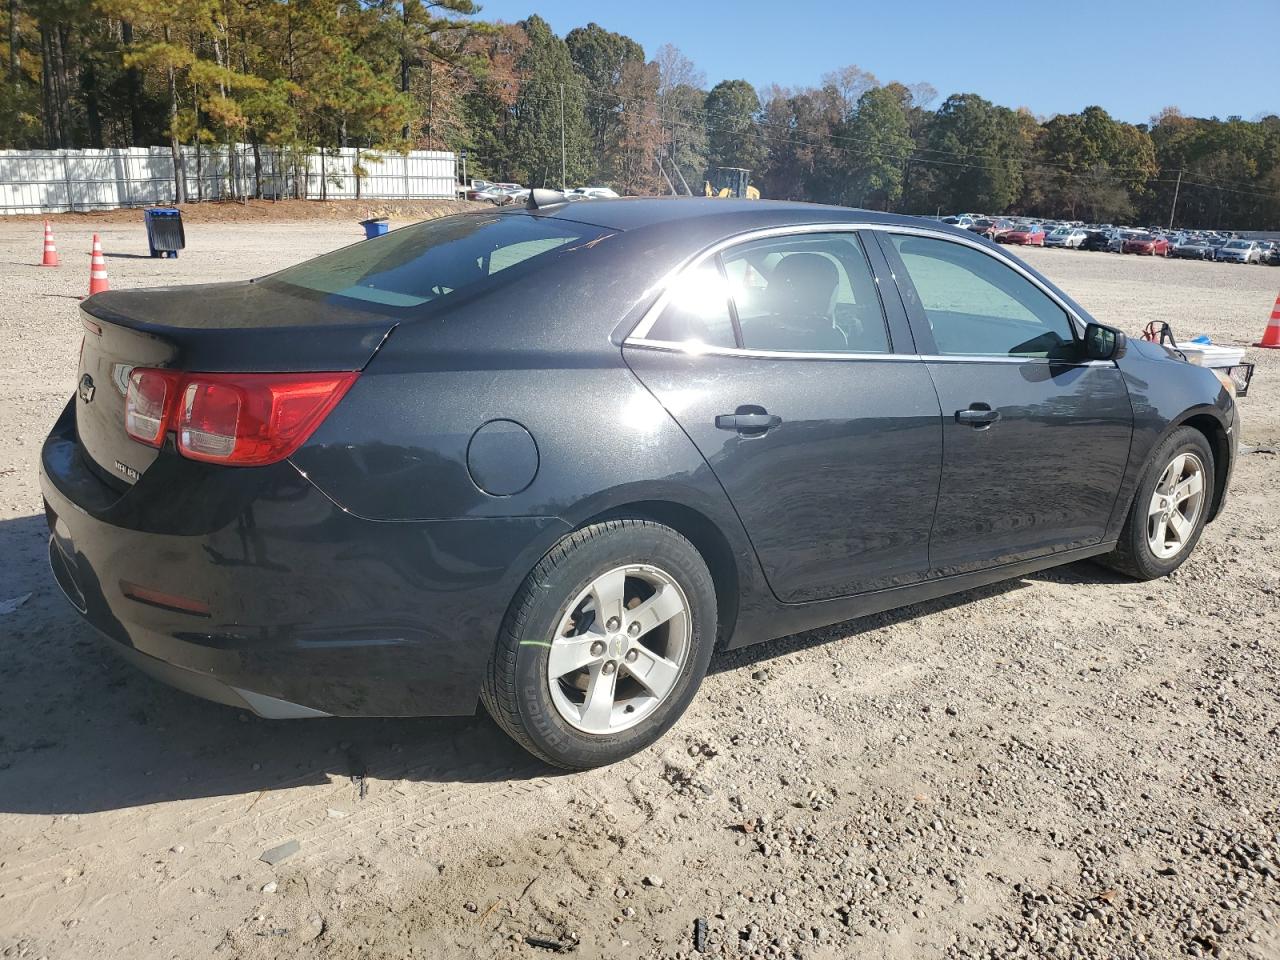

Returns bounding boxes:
[0,511,1127,815]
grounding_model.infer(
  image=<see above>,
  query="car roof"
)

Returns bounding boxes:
[529,197,955,234]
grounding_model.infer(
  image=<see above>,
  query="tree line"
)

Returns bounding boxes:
[3,1,1277,228]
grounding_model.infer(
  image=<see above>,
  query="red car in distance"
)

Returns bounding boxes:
[1122,233,1170,256]
[1000,224,1045,246]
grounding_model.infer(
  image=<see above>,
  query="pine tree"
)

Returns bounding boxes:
[509,14,588,188]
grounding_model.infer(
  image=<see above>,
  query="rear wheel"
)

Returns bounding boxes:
[481,519,717,770]
[1098,426,1214,580]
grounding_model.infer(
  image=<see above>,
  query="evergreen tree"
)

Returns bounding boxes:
[837,86,913,210]
[704,78,763,177]
[509,14,589,187]
[565,21,642,179]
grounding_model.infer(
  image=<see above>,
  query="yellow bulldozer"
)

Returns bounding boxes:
[704,166,761,200]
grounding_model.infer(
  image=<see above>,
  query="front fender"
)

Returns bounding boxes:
[1105,340,1235,538]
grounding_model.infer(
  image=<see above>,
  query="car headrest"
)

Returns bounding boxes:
[764,254,839,325]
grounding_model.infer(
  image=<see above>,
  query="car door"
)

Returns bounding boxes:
[623,227,943,603]
[874,230,1133,577]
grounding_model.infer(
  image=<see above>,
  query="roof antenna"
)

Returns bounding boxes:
[526,188,567,212]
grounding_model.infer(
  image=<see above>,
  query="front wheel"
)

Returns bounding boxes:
[481,519,718,770]
[1098,426,1214,580]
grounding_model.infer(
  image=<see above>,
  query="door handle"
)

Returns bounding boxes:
[715,412,782,434]
[955,404,1000,428]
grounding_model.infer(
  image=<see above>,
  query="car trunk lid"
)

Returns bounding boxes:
[77,281,396,487]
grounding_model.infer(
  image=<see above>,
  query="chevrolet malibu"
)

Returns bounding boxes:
[42,197,1237,770]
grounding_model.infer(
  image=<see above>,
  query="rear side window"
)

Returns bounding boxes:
[722,233,889,354]
[265,214,610,311]
[644,261,737,348]
[887,234,1075,358]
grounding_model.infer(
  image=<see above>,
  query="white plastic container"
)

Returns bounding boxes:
[1180,343,1247,368]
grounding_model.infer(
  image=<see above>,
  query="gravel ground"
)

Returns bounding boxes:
[0,218,1278,960]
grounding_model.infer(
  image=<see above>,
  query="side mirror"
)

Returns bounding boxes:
[1084,322,1125,361]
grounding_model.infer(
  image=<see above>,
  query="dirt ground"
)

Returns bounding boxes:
[1,214,1278,960]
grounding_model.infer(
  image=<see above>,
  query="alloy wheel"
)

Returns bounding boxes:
[546,564,692,735]
[1146,453,1206,560]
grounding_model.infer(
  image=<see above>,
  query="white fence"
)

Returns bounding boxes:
[0,145,459,214]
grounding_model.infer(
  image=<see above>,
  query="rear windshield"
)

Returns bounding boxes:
[264,213,610,310]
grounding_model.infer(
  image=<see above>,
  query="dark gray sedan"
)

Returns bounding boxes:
[42,198,1237,769]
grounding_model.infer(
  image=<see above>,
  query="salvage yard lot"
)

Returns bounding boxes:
[1,215,1278,960]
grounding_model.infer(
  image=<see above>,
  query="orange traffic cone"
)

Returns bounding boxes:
[39,220,59,267]
[87,234,109,296]
[1256,294,1280,349]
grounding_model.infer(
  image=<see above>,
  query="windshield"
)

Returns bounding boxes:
[265,214,610,310]
[1224,240,1249,249]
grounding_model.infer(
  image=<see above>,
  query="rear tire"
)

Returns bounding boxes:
[481,519,717,770]
[1098,426,1214,580]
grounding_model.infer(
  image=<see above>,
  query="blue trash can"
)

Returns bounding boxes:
[360,218,389,240]
[143,207,185,258]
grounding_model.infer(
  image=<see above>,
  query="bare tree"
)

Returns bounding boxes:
[821,64,878,121]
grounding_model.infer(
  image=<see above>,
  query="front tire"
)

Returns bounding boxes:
[1098,426,1214,580]
[481,519,718,770]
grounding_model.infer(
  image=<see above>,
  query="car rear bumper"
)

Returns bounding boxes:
[40,399,567,718]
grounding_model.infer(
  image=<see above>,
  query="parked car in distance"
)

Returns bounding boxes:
[1080,230,1113,252]
[474,184,525,204]
[941,215,976,228]
[1171,238,1217,260]
[1000,223,1045,246]
[1267,243,1280,265]
[1044,227,1088,249]
[41,199,1239,770]
[965,218,1001,239]
[1122,232,1170,256]
[566,186,621,200]
[1253,240,1277,264]
[1216,239,1261,264]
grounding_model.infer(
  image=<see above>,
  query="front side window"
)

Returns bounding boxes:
[721,233,889,354]
[887,234,1076,358]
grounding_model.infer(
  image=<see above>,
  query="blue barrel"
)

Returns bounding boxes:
[360,218,389,240]
[144,207,185,258]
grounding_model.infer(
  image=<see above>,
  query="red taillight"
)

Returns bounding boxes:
[124,369,357,466]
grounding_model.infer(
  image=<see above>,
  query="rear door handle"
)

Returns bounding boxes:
[715,412,782,434]
[955,404,1000,428]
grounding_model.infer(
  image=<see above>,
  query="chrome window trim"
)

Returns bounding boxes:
[625,337,918,362]
[624,336,1114,368]
[624,221,1087,359]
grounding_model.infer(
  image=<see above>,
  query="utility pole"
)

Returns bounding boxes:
[559,82,566,190]
[1168,169,1182,230]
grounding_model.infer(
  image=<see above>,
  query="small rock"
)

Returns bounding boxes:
[644,875,664,888]
[261,881,277,894]
[259,840,300,866]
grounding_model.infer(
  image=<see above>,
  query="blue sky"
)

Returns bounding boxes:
[473,0,1277,124]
